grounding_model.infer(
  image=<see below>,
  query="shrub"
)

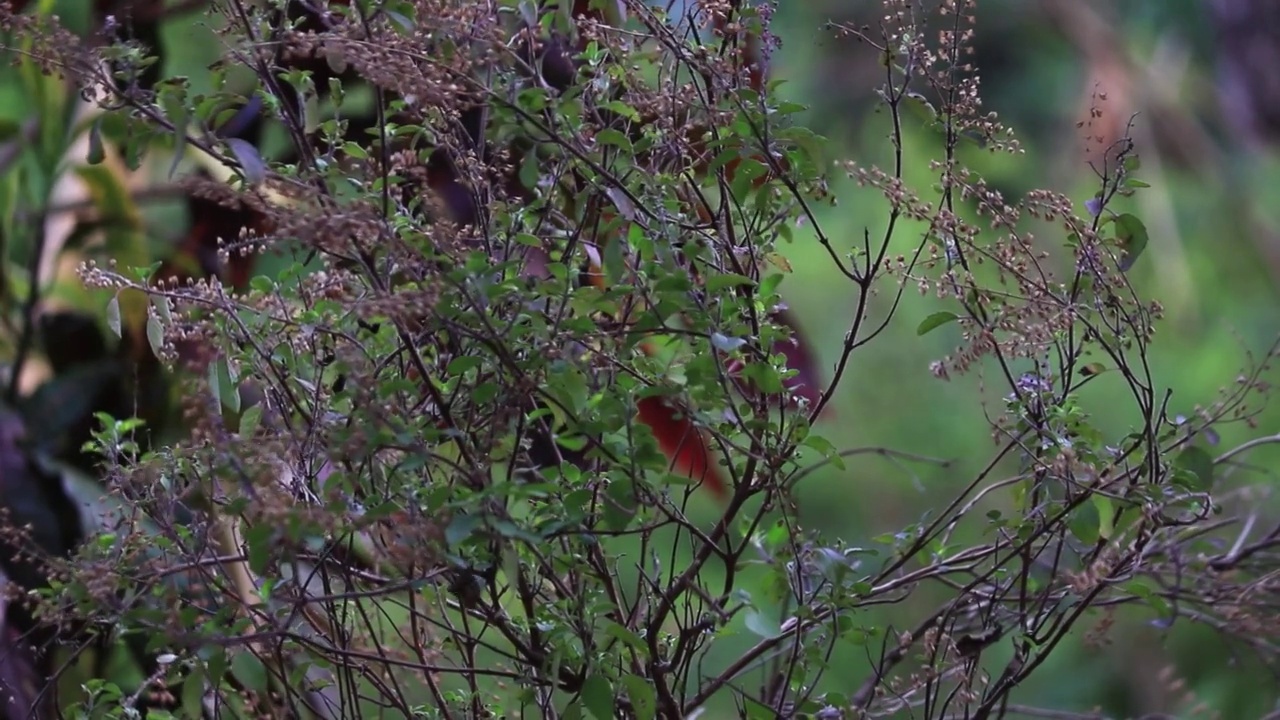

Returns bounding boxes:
[0,0,1275,717]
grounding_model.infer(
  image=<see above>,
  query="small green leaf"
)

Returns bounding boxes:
[86,116,105,165]
[622,674,657,720]
[596,128,631,151]
[230,652,269,694]
[603,621,647,654]
[1174,446,1214,490]
[603,233,627,285]
[705,272,755,293]
[445,514,483,547]
[222,361,241,414]
[447,356,482,376]
[744,609,782,639]
[106,295,122,338]
[208,360,224,417]
[916,311,959,336]
[602,475,638,532]
[579,673,614,720]
[181,666,206,719]
[244,522,273,576]
[145,315,164,357]
[600,99,640,122]
[1114,213,1149,272]
[903,91,938,124]
[150,295,172,324]
[239,404,262,438]
[1094,495,1115,540]
[802,433,844,469]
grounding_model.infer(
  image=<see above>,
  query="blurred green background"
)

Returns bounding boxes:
[20,0,1280,715]
[763,0,1280,716]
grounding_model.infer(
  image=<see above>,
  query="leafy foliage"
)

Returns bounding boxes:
[0,1,1273,718]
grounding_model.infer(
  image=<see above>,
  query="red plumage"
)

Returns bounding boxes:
[636,395,728,500]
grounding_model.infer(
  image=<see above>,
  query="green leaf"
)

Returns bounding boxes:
[600,99,640,122]
[744,698,777,720]
[239,404,263,438]
[602,475,638,532]
[603,232,626,285]
[106,295,122,338]
[603,621,647,654]
[244,522,273,575]
[730,158,768,199]
[596,128,632,151]
[230,651,269,694]
[445,514,483,547]
[447,356,482,376]
[1094,494,1115,540]
[146,315,164,358]
[802,434,845,470]
[1174,446,1214,491]
[705,272,755,293]
[916,311,958,336]
[744,609,782,639]
[150,295,172,324]
[222,361,241,414]
[208,360,224,417]
[86,116,105,165]
[1069,496,1104,545]
[903,91,938,124]
[578,674,614,720]
[181,665,206,719]
[622,674,657,720]
[1114,213,1149,272]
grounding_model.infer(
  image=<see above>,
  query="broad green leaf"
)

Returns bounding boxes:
[238,404,263,439]
[1114,213,1148,272]
[578,673,614,720]
[744,609,782,639]
[445,514,483,547]
[622,674,656,720]
[917,311,958,336]
[1094,495,1115,540]
[602,475,638,532]
[229,651,269,694]
[1174,446,1214,491]
[705,272,755,293]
